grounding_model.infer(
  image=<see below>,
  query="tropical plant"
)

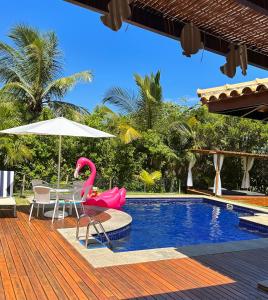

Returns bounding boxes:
[0,24,92,120]
[103,71,163,130]
[0,102,32,167]
[168,121,201,151]
[92,105,141,144]
[0,138,32,166]
[139,170,162,192]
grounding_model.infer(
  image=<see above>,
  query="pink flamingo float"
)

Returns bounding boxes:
[74,157,126,209]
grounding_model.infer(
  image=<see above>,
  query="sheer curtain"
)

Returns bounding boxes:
[213,154,224,196]
[241,157,254,189]
[187,157,196,187]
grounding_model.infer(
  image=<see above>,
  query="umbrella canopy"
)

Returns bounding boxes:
[0,117,115,186]
[0,117,114,138]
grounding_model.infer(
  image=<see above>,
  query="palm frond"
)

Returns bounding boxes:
[42,71,92,100]
[9,24,40,49]
[150,171,162,181]
[103,87,138,114]
[47,100,90,115]
[95,105,116,116]
[0,137,32,166]
[139,170,154,186]
[118,124,141,144]
[139,170,162,186]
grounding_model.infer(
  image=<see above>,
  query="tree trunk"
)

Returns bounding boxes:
[20,174,26,197]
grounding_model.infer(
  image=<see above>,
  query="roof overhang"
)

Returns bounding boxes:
[66,0,268,70]
[198,78,268,121]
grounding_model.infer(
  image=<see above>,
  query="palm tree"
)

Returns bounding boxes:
[94,105,141,144]
[139,170,162,192]
[0,25,92,120]
[103,71,163,130]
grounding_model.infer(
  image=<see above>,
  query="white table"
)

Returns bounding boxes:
[44,187,73,220]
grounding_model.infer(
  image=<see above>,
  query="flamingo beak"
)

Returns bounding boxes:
[74,164,81,178]
[74,169,79,178]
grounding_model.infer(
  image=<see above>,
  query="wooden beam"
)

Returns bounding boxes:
[65,0,268,70]
[191,148,268,159]
[241,105,267,117]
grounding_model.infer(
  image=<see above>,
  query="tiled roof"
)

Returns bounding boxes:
[197,78,268,103]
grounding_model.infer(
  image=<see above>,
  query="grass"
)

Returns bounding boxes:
[14,192,32,205]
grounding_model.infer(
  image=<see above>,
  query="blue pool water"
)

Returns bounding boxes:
[112,199,267,252]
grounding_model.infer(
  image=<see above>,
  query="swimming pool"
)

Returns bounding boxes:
[112,198,268,252]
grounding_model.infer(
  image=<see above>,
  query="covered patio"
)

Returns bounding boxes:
[187,149,268,206]
[67,0,268,72]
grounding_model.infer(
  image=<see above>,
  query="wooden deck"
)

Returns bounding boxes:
[1,207,268,299]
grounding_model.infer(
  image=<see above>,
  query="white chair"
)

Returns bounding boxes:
[31,179,50,187]
[29,186,57,221]
[66,185,91,218]
[0,171,16,217]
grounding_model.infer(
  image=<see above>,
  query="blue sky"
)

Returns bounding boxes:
[1,0,268,111]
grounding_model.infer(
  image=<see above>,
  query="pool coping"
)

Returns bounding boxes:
[58,195,268,268]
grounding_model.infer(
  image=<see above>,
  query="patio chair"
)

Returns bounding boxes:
[65,185,88,218]
[0,171,16,217]
[29,186,57,221]
[31,179,60,200]
[31,179,50,187]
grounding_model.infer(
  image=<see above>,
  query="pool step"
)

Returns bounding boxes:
[76,214,112,249]
[239,215,268,227]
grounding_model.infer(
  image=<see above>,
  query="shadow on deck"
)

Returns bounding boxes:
[0,205,267,299]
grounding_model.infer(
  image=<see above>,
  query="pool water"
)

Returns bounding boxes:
[112,199,267,252]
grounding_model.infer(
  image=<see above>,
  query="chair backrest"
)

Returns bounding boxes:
[0,171,14,198]
[33,186,51,204]
[72,181,84,188]
[82,185,92,202]
[31,179,49,188]
[73,186,83,201]
[72,185,91,202]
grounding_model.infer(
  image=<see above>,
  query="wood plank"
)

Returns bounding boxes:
[31,222,112,299]
[16,215,70,300]
[19,209,113,300]
[1,207,268,299]
[0,218,26,300]
[6,217,52,300]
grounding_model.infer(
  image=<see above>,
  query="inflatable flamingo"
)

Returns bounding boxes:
[74,157,126,209]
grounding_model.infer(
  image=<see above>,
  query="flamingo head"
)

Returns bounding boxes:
[74,157,88,178]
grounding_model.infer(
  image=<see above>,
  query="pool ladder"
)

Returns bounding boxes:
[76,214,112,248]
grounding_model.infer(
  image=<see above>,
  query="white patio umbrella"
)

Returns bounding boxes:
[0,117,115,187]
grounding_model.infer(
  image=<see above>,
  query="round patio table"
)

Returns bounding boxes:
[44,187,74,220]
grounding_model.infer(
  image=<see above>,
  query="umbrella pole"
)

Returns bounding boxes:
[57,135,62,188]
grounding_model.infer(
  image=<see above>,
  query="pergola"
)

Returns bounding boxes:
[188,149,268,196]
[198,78,268,121]
[66,0,268,71]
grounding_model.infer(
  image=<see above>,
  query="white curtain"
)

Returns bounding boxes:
[213,154,224,196]
[241,157,254,189]
[187,157,196,187]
